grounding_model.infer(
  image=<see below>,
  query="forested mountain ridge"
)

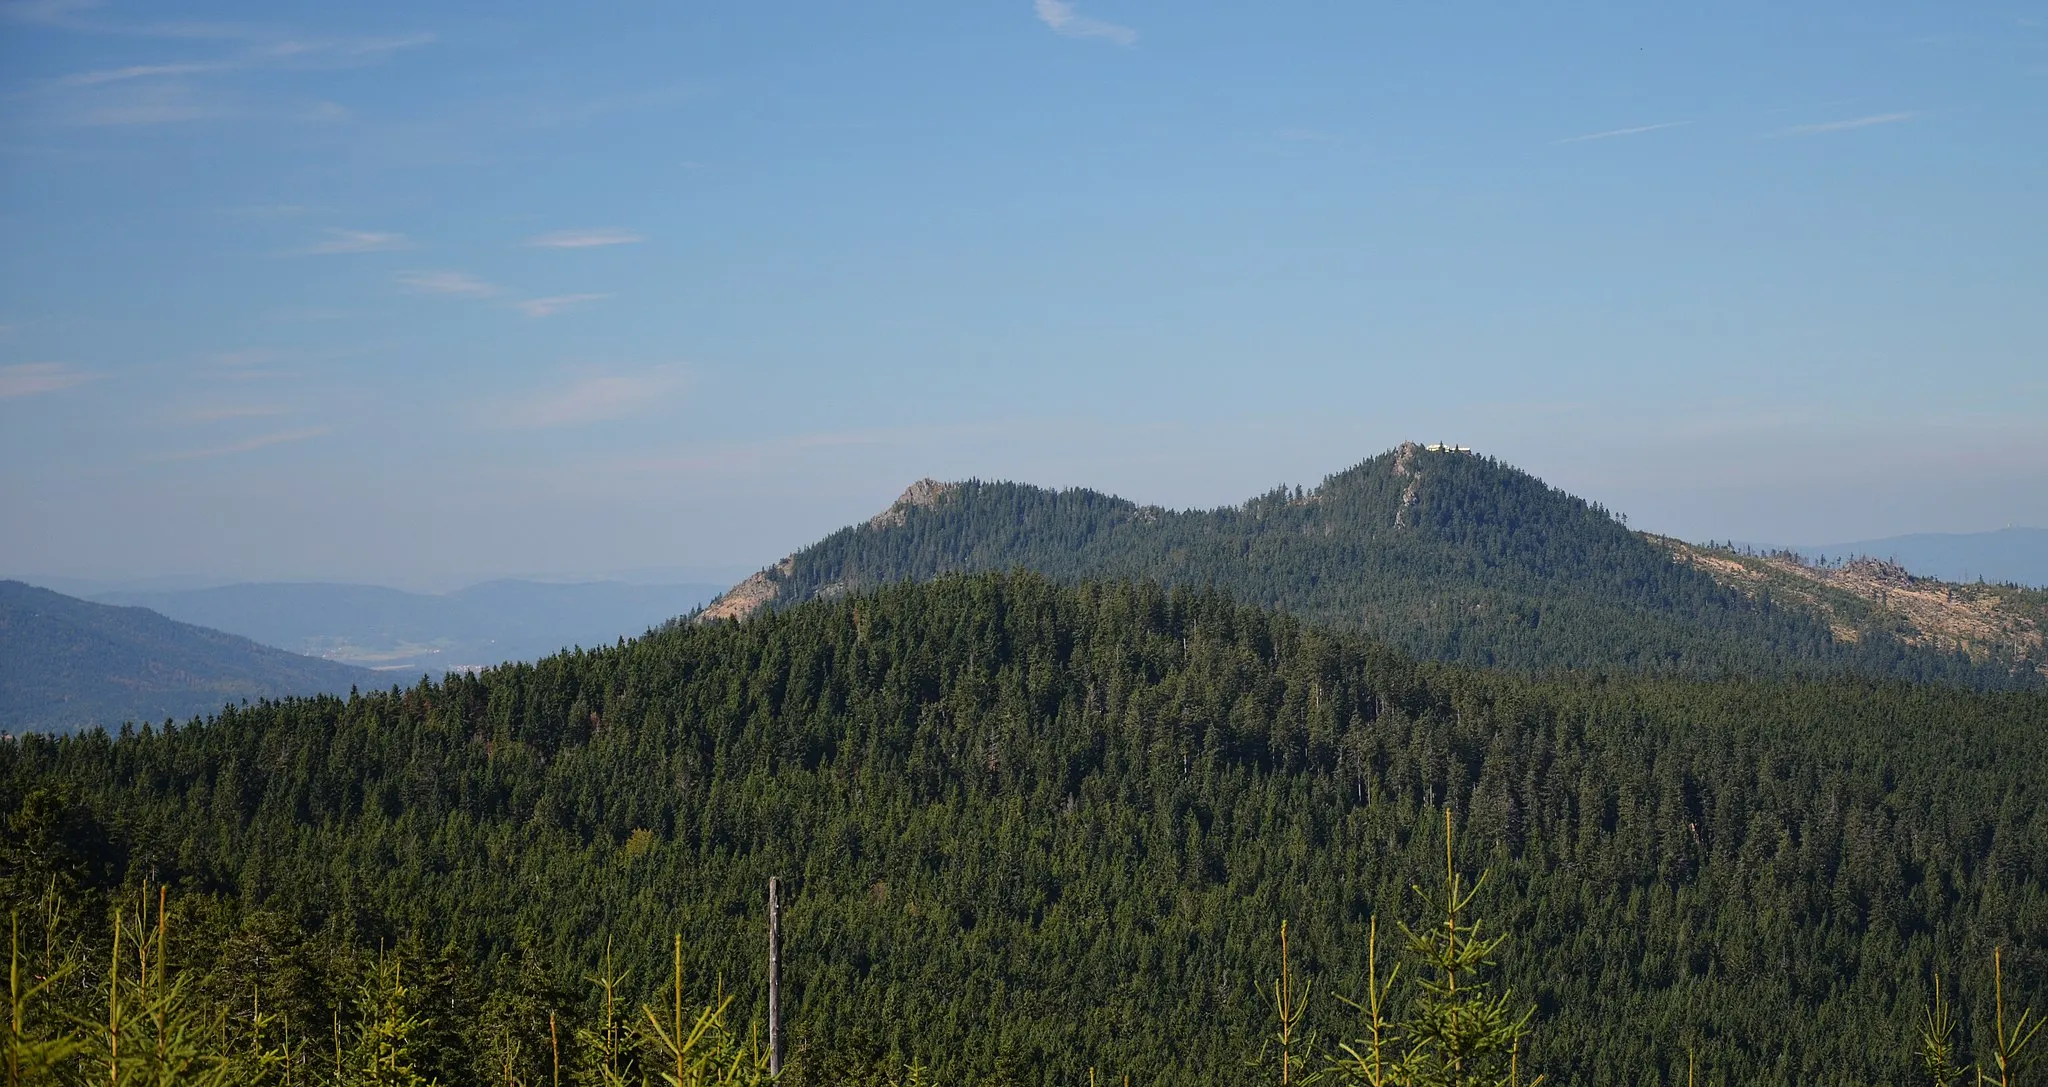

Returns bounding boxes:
[6,573,2044,1084]
[0,579,376,734]
[1653,537,2048,678]
[700,444,2037,687]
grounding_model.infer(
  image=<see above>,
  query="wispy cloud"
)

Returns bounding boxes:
[184,403,288,423]
[305,229,410,254]
[210,348,286,368]
[397,270,499,297]
[0,362,92,398]
[8,0,431,56]
[6,0,269,42]
[517,294,607,318]
[1034,0,1137,45]
[63,81,221,125]
[1776,111,1923,136]
[621,421,1019,476]
[1555,120,1692,144]
[161,426,331,461]
[526,228,643,249]
[203,345,370,376]
[495,368,685,428]
[202,348,299,381]
[37,40,424,124]
[228,203,324,218]
[18,5,433,130]
[56,61,221,86]
[253,33,434,62]
[50,84,339,125]
[2,0,105,27]
[625,431,891,474]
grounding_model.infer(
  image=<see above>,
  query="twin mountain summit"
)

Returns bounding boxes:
[6,443,2040,734]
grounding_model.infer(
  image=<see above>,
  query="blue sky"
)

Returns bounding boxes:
[2,0,2044,589]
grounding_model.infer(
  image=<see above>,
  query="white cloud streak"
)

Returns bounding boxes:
[1,0,102,26]
[526,228,643,249]
[495,368,685,429]
[8,1,432,57]
[210,348,286,368]
[1555,120,1692,144]
[1776,112,1922,136]
[64,82,219,124]
[21,7,433,129]
[621,420,1022,476]
[305,229,410,254]
[184,403,288,423]
[4,0,268,42]
[254,33,434,61]
[397,270,499,297]
[517,294,608,318]
[57,62,221,85]
[161,426,332,461]
[1034,0,1136,45]
[0,362,92,398]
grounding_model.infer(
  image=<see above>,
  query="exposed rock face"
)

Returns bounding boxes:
[697,556,793,623]
[1393,442,1421,528]
[1840,557,1914,587]
[867,478,958,530]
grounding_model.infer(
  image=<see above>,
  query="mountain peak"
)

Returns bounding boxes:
[689,447,2038,687]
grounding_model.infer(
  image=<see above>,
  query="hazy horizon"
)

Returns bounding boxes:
[5,2,2045,587]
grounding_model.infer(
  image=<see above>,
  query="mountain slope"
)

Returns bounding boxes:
[9,573,2045,1083]
[1651,539,2048,678]
[0,580,377,733]
[702,445,2035,687]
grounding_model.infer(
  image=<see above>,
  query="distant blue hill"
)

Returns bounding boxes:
[1799,528,2048,589]
[89,579,725,676]
[0,580,377,735]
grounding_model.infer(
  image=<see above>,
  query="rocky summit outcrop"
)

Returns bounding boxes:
[697,556,793,623]
[701,481,966,624]
[866,479,958,530]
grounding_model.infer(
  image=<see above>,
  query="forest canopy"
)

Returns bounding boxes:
[4,572,2045,1084]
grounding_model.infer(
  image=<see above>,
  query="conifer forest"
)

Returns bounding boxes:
[5,573,2045,1084]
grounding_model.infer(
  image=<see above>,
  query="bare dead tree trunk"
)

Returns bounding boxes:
[768,875,784,1077]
